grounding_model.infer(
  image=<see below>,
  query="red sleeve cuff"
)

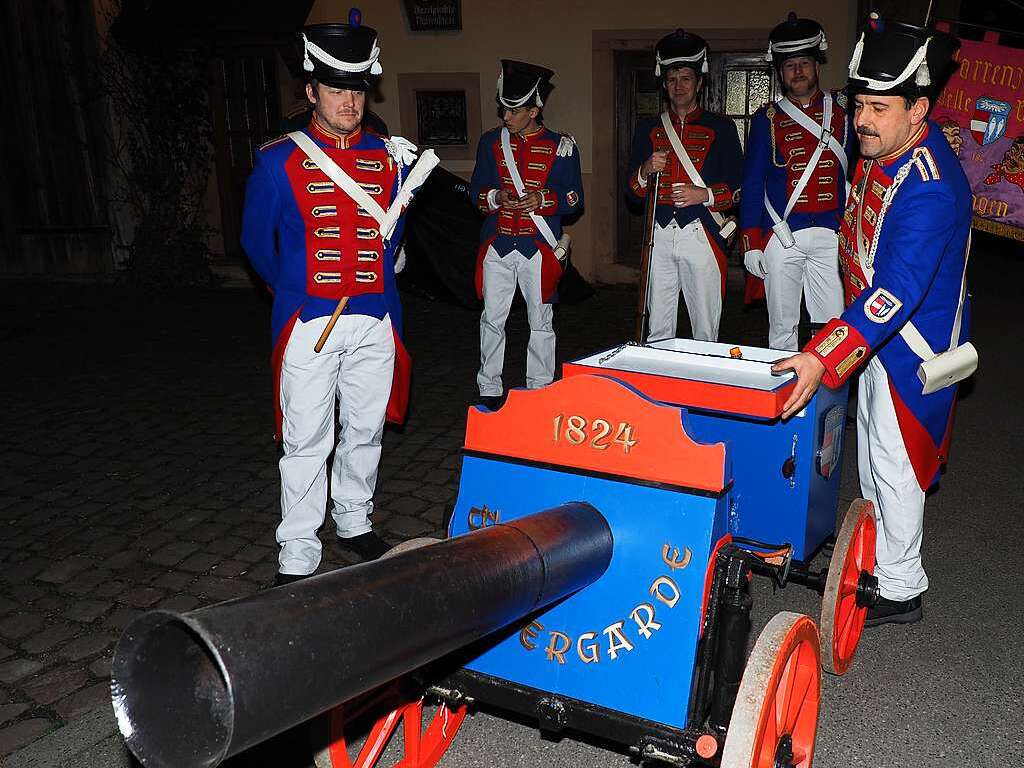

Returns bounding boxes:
[741,228,768,254]
[476,189,497,214]
[539,188,558,212]
[804,318,871,388]
[709,183,733,212]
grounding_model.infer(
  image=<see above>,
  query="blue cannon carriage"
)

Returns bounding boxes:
[110,342,878,768]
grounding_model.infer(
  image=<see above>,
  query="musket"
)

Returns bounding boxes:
[635,171,660,343]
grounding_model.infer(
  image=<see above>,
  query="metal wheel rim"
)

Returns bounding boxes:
[820,499,877,676]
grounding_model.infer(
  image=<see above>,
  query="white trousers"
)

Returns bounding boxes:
[763,226,844,351]
[478,247,555,396]
[277,313,395,576]
[646,219,722,343]
[857,356,928,601]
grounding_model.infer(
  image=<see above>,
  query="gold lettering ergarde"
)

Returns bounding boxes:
[545,631,571,664]
[1016,98,1024,123]
[603,621,634,661]
[629,603,662,639]
[576,632,600,664]
[520,620,543,651]
[467,504,500,530]
[649,575,681,609]
[661,543,692,571]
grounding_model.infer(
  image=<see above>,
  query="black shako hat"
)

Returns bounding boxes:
[497,59,554,109]
[847,14,960,99]
[299,8,382,91]
[655,29,709,77]
[768,12,828,66]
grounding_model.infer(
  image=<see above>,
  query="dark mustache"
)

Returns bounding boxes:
[857,127,880,137]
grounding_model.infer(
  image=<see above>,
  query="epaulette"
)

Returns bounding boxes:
[911,146,941,182]
[258,134,289,152]
[559,132,576,147]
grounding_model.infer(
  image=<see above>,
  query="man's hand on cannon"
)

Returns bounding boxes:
[772,352,825,419]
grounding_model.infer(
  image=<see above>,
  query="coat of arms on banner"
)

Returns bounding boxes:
[970,97,1012,146]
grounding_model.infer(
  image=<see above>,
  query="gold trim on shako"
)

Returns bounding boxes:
[356,227,380,240]
[357,250,380,262]
[313,272,341,284]
[355,158,384,172]
[311,205,337,218]
[358,183,383,195]
[814,325,849,358]
[315,249,341,261]
[355,270,378,283]
[835,346,866,378]
[314,227,341,238]
[307,181,334,194]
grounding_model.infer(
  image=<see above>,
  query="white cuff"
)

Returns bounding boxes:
[702,188,714,207]
[486,189,501,211]
[636,167,648,189]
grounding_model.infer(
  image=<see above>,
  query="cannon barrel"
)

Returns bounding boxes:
[110,502,613,768]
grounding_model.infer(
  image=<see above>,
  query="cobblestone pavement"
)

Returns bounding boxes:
[1,242,1021,767]
[0,264,771,757]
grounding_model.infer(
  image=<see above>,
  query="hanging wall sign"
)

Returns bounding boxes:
[403,1,461,31]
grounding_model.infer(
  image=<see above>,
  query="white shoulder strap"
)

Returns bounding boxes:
[658,111,732,234]
[499,128,558,248]
[774,93,848,178]
[288,131,387,226]
[766,94,845,227]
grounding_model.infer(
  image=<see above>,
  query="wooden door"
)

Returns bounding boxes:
[209,49,282,261]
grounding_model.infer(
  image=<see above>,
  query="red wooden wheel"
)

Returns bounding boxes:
[315,685,467,768]
[820,499,877,675]
[720,612,821,768]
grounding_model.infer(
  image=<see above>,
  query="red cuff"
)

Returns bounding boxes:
[741,228,768,254]
[629,169,646,198]
[804,318,871,388]
[709,183,733,212]
[539,188,558,212]
[476,189,497,214]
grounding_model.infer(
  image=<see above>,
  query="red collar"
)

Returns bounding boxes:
[786,89,824,112]
[878,123,929,168]
[670,106,703,127]
[512,125,545,142]
[309,113,363,149]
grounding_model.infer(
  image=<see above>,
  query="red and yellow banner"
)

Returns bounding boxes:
[933,26,1024,242]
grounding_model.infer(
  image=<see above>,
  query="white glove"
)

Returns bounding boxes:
[557,133,576,157]
[383,135,419,167]
[394,244,407,275]
[744,249,768,279]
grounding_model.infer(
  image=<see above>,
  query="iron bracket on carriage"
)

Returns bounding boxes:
[111,339,879,768]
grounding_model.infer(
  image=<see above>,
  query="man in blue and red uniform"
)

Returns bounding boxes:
[241,14,429,584]
[740,14,852,351]
[774,17,971,626]
[470,60,584,410]
[627,30,742,343]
